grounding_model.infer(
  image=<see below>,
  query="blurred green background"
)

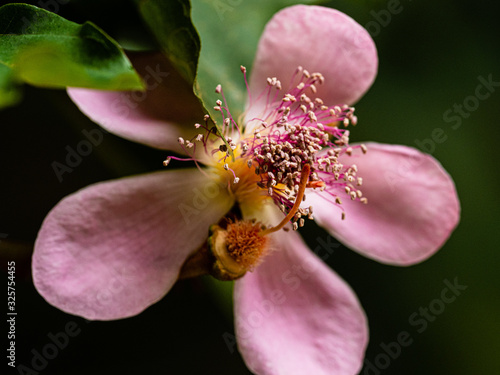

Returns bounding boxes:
[1,0,499,374]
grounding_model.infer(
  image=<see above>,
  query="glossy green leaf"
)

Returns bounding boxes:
[135,0,200,84]
[191,0,318,120]
[0,3,144,108]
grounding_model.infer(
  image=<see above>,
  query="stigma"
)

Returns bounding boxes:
[209,219,269,280]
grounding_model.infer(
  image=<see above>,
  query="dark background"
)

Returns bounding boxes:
[1,0,499,374]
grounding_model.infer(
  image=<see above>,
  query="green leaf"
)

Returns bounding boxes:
[0,62,21,109]
[191,0,318,120]
[0,3,144,108]
[135,0,200,85]
[136,0,317,121]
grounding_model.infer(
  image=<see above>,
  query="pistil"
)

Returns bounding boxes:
[260,164,310,236]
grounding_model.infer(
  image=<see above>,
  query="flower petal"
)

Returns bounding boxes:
[33,169,234,320]
[67,52,203,150]
[310,142,460,265]
[248,5,377,118]
[234,231,368,375]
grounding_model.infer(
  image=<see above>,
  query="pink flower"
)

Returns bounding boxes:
[32,5,460,375]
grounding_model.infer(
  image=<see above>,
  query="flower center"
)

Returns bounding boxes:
[174,66,372,281]
[164,66,368,229]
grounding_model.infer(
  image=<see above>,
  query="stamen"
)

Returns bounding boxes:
[169,65,368,233]
[241,65,253,108]
[260,164,310,236]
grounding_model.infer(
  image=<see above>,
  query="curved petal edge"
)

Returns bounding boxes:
[311,142,460,265]
[234,231,368,375]
[33,169,233,320]
[248,4,378,121]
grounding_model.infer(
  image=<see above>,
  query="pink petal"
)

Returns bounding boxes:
[33,169,234,320]
[67,52,203,150]
[248,5,377,117]
[310,142,460,265]
[234,231,368,375]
